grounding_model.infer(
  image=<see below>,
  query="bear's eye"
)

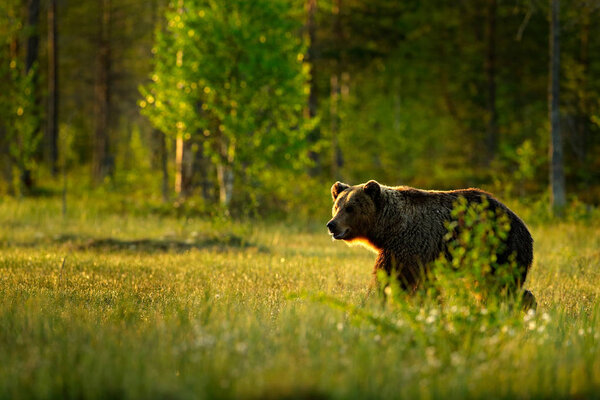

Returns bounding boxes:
[346,205,354,213]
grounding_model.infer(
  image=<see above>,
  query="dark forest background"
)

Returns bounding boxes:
[1,0,599,219]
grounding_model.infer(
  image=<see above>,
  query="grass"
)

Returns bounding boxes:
[1,196,600,399]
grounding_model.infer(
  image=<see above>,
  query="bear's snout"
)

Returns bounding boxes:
[326,220,337,233]
[327,219,349,240]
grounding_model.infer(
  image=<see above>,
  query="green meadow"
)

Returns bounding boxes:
[1,197,600,400]
[3,0,600,398]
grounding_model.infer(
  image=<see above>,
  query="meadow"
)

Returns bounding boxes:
[1,197,600,399]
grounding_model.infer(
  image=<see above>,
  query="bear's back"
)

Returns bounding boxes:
[379,185,533,277]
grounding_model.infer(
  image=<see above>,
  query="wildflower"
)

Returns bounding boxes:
[541,312,551,322]
[536,322,546,333]
[426,347,441,368]
[450,352,464,366]
[524,308,535,322]
[235,342,247,354]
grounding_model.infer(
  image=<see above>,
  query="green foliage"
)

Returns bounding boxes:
[0,0,21,45]
[1,0,599,214]
[141,0,310,205]
[112,125,160,195]
[0,0,41,195]
[337,57,456,186]
[231,170,332,220]
[432,196,520,300]
[2,64,41,186]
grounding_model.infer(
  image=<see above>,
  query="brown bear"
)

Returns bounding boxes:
[327,180,535,306]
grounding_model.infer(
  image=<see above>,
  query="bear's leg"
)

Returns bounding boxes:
[522,290,537,311]
[372,250,421,297]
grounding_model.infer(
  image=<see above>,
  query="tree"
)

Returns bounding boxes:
[329,0,344,181]
[142,0,309,208]
[150,0,170,202]
[485,0,498,164]
[47,0,59,176]
[561,2,600,198]
[23,0,41,190]
[304,0,321,177]
[549,0,566,213]
[92,0,113,183]
[0,0,41,195]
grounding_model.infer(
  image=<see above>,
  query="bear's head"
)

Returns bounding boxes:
[326,180,380,241]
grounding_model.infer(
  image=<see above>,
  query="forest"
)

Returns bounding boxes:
[1,0,599,216]
[2,1,600,399]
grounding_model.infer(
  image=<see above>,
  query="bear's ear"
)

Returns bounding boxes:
[331,181,350,200]
[364,180,381,200]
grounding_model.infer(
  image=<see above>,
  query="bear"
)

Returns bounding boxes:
[326,180,535,307]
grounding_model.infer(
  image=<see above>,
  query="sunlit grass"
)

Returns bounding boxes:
[1,197,600,399]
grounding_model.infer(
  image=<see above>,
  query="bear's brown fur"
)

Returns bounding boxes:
[327,180,534,302]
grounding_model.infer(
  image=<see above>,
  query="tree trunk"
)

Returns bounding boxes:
[3,39,19,193]
[175,133,184,196]
[149,0,169,201]
[152,129,170,202]
[25,0,40,73]
[93,0,112,183]
[485,0,497,165]
[214,134,235,208]
[195,145,213,202]
[330,0,343,181]
[160,131,169,202]
[574,7,589,166]
[216,163,233,208]
[0,129,12,194]
[548,0,566,214]
[305,0,321,176]
[181,139,194,196]
[330,73,340,180]
[174,134,194,198]
[47,0,59,176]
[23,0,40,191]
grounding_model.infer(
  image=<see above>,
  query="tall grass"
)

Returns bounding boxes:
[1,197,599,399]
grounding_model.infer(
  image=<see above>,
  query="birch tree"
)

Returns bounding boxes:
[141,0,309,208]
